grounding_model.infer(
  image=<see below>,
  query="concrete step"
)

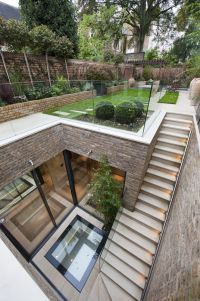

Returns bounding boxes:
[160,130,189,139]
[112,232,153,265]
[101,263,142,301]
[101,274,135,301]
[155,144,184,156]
[106,241,150,277]
[166,112,193,121]
[162,124,191,133]
[123,207,163,231]
[115,222,156,254]
[157,137,186,147]
[152,152,182,164]
[164,117,193,127]
[104,252,145,289]
[138,193,168,211]
[141,184,171,201]
[149,160,179,173]
[144,176,174,191]
[118,213,159,243]
[165,116,193,124]
[135,202,165,222]
[147,168,176,182]
[87,274,111,301]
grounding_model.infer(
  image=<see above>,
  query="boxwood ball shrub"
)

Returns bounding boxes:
[134,100,144,117]
[115,102,136,124]
[95,101,115,120]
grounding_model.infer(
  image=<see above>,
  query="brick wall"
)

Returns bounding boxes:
[0,52,133,82]
[144,131,200,301]
[0,122,158,210]
[0,90,94,123]
[106,83,128,94]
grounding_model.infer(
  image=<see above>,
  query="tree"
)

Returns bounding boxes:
[0,17,7,47]
[170,0,200,62]
[88,157,121,230]
[29,25,56,85]
[19,0,79,56]
[78,6,123,60]
[52,36,74,58]
[4,19,29,51]
[113,0,182,51]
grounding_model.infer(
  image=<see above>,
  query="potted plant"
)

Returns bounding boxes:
[86,66,114,96]
[88,156,121,230]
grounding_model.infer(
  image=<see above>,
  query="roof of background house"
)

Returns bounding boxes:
[0,1,20,20]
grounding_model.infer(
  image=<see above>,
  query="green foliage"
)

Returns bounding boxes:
[95,101,114,120]
[29,25,56,54]
[10,71,25,96]
[186,53,200,78]
[0,98,6,107]
[4,19,29,51]
[143,66,153,81]
[103,50,124,64]
[86,66,114,81]
[114,0,182,51]
[78,6,123,61]
[51,36,74,58]
[134,101,144,117]
[0,17,7,45]
[24,78,80,100]
[19,0,79,55]
[88,156,121,229]
[145,48,160,61]
[115,102,136,124]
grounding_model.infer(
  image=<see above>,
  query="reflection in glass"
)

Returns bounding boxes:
[38,153,74,224]
[1,173,54,253]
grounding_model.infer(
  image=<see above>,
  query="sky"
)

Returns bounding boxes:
[2,0,19,7]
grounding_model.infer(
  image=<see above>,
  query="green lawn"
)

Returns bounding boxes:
[158,91,179,104]
[45,88,150,119]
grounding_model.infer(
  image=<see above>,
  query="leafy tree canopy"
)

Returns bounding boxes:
[78,6,123,60]
[19,0,79,55]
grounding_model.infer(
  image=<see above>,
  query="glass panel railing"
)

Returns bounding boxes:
[0,79,154,142]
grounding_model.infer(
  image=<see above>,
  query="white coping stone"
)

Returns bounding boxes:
[0,109,198,152]
[70,110,87,114]
[54,111,70,116]
[0,239,49,301]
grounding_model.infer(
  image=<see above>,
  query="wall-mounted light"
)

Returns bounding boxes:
[28,159,34,166]
[87,150,92,156]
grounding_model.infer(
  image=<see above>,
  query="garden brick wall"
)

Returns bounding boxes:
[144,131,200,301]
[0,90,95,123]
[0,122,158,211]
[0,51,183,85]
[0,52,133,82]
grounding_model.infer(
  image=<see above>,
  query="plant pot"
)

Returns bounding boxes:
[93,81,107,96]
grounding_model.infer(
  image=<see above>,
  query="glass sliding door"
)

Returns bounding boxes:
[37,153,74,224]
[70,152,125,204]
[0,173,54,254]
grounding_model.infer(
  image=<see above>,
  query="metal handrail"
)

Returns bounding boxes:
[141,127,193,301]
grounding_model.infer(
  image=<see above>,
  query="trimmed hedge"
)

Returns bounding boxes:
[134,100,144,117]
[115,102,137,124]
[95,101,115,120]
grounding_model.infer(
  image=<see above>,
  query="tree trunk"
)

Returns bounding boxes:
[46,51,51,86]
[64,59,71,87]
[23,51,34,88]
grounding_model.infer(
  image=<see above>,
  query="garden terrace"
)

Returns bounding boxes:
[45,83,153,134]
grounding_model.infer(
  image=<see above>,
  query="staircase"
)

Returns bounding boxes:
[99,112,193,301]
